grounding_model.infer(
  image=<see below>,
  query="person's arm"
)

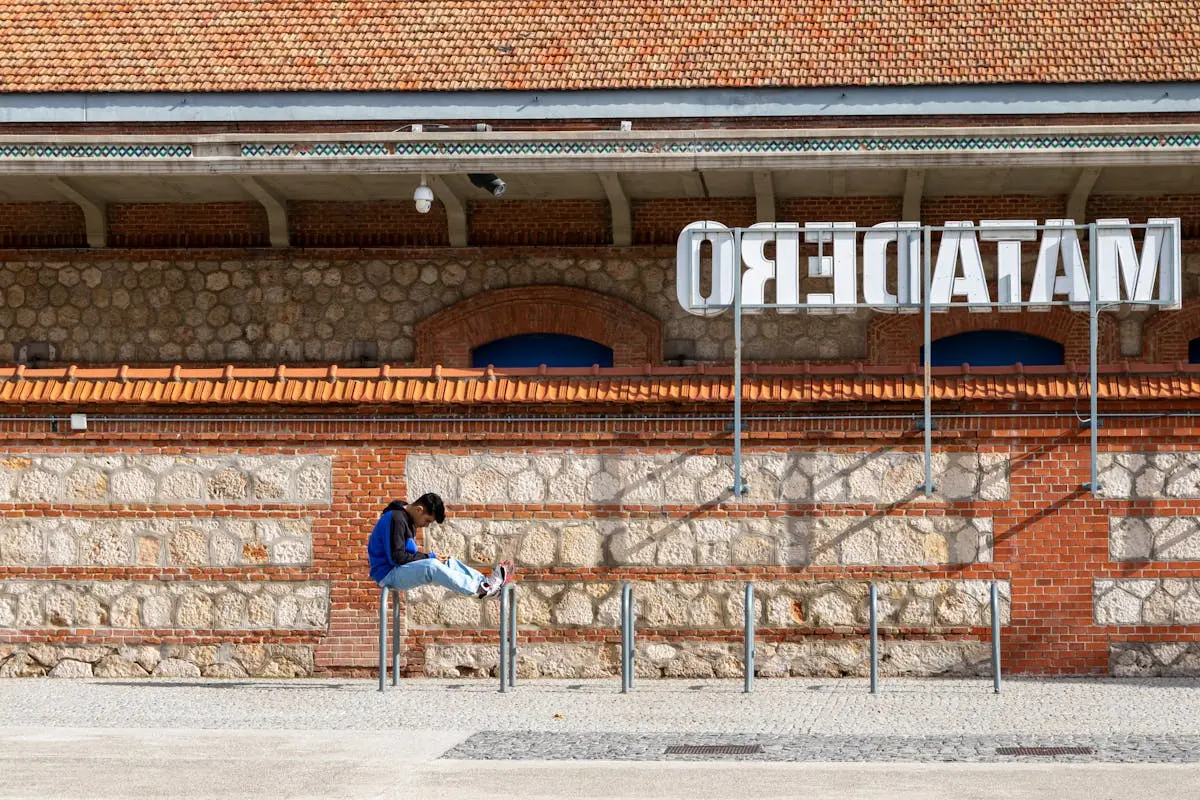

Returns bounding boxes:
[389,509,435,565]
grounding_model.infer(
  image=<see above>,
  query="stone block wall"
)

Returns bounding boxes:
[5,437,1200,679]
[0,451,331,678]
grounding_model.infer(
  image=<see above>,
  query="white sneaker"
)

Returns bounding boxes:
[477,561,513,599]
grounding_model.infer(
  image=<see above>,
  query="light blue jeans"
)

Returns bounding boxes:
[379,557,485,596]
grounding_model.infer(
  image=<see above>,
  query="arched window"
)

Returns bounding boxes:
[1189,337,1200,364]
[919,330,1065,368]
[471,333,614,368]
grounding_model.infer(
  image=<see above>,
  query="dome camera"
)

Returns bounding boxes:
[413,179,435,214]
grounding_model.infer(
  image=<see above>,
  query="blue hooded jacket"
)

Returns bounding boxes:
[367,506,433,583]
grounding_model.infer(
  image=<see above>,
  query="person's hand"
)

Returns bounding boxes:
[437,553,452,563]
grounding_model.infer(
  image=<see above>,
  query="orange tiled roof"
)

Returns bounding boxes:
[1,363,1200,405]
[0,2,1196,93]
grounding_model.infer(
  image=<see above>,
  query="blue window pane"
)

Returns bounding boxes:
[471,333,614,368]
[1190,338,1200,364]
[919,330,1064,367]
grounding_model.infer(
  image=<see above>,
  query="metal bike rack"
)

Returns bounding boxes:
[744,583,756,693]
[499,583,517,693]
[378,586,400,692]
[621,583,635,693]
[868,583,879,694]
[991,580,1002,694]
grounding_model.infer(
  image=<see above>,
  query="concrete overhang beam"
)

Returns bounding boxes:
[753,171,775,223]
[1067,167,1103,223]
[233,176,289,247]
[46,176,106,247]
[903,169,925,221]
[428,175,468,247]
[598,173,631,246]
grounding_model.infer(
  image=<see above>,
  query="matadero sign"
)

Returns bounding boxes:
[676,219,1183,316]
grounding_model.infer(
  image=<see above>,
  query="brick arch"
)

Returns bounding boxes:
[1142,298,1200,363]
[868,308,1119,366]
[414,286,663,368]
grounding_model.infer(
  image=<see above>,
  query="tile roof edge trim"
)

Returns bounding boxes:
[9,362,1200,381]
[6,83,1200,124]
[0,365,1198,405]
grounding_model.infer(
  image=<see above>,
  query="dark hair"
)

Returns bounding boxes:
[413,492,446,524]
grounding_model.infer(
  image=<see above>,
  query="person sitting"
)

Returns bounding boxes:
[367,492,511,598]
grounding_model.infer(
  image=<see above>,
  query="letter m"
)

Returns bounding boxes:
[1097,218,1182,309]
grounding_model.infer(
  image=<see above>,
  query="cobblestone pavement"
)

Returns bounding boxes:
[5,677,1200,742]
[4,678,1200,799]
[446,731,1200,763]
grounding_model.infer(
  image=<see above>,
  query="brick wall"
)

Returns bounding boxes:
[108,203,270,248]
[4,413,1200,678]
[469,199,610,246]
[413,285,662,367]
[632,199,758,245]
[0,197,1196,250]
[289,201,449,247]
[1087,195,1200,238]
[920,195,1069,223]
[0,203,87,248]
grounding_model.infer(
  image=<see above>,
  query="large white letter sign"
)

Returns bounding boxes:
[804,222,857,314]
[930,221,990,311]
[1029,219,1089,310]
[862,221,921,313]
[677,221,735,317]
[673,217,1182,316]
[1096,218,1181,309]
[980,220,1037,312]
[741,222,801,314]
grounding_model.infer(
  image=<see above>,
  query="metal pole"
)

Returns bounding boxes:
[378,586,388,692]
[1087,222,1100,493]
[628,583,636,690]
[391,589,400,687]
[507,584,517,688]
[499,581,509,693]
[991,581,1002,694]
[732,228,745,497]
[743,583,755,693]
[869,583,879,694]
[620,583,631,693]
[922,226,934,497]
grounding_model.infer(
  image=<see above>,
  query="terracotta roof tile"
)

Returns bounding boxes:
[0,363,1198,405]
[0,2,1195,93]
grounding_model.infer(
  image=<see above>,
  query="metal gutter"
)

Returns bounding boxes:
[0,83,1198,124]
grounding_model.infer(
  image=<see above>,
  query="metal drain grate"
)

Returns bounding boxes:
[996,746,1095,756]
[665,745,764,756]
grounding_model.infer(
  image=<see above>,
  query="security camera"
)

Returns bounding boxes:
[468,173,506,198]
[413,179,434,214]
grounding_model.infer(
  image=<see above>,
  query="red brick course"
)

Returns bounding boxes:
[289,201,450,248]
[0,203,87,248]
[108,203,269,248]
[469,200,610,246]
[0,197,1194,250]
